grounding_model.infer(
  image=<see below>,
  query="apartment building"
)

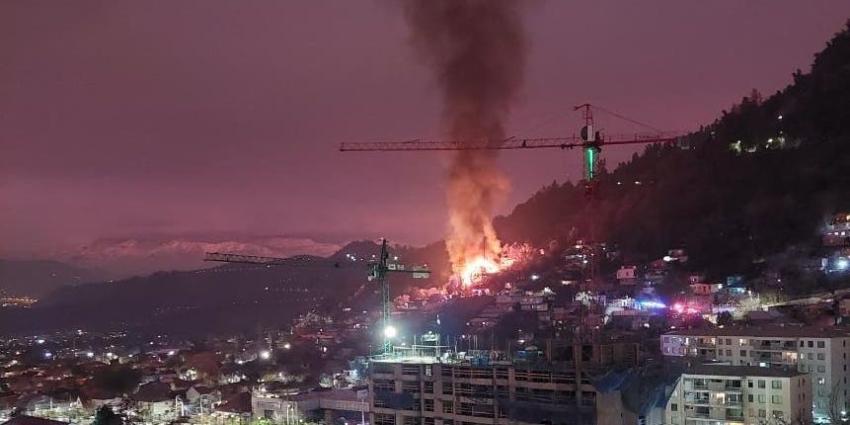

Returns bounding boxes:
[665,365,810,425]
[368,350,598,425]
[661,326,850,421]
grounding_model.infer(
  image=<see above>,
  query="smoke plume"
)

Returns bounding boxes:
[403,0,527,275]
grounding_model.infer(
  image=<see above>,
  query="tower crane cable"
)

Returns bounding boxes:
[590,104,664,134]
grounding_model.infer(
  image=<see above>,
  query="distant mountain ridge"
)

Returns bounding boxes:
[0,239,450,335]
[44,235,342,278]
[0,259,102,298]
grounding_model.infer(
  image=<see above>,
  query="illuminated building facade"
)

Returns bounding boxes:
[665,365,811,425]
[662,326,850,421]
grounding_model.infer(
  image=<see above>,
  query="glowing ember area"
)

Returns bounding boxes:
[455,243,533,287]
[459,255,501,287]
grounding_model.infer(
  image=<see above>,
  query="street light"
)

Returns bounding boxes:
[259,350,271,360]
[383,325,398,339]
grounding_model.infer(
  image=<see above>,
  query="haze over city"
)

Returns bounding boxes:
[3,2,850,275]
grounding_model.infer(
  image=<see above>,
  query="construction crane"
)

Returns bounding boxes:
[204,239,430,354]
[339,103,681,319]
[340,103,681,196]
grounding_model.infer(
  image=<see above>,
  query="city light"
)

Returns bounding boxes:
[639,300,667,309]
[837,258,849,271]
[383,325,398,339]
[259,350,271,360]
[283,342,292,350]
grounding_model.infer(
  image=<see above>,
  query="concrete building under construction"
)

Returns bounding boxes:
[367,339,642,425]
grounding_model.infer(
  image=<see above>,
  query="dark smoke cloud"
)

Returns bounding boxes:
[402,0,527,273]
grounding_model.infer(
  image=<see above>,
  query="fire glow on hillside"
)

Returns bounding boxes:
[457,243,532,287]
[459,256,501,287]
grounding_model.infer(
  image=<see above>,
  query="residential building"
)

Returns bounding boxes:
[661,326,850,421]
[185,385,222,414]
[616,266,639,286]
[132,382,177,420]
[214,392,253,424]
[664,365,810,425]
[689,283,722,296]
[823,213,850,247]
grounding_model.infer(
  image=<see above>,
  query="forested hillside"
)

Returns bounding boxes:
[495,21,850,278]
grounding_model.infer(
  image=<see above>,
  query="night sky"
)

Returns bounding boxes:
[3,1,850,260]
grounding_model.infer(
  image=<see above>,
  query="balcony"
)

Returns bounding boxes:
[751,341,796,351]
[684,395,710,405]
[726,408,745,421]
[708,381,740,392]
[685,412,710,420]
[685,406,740,421]
[688,382,709,391]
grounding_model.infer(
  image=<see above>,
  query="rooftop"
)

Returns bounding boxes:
[370,346,511,366]
[666,325,850,338]
[685,365,804,378]
[216,392,251,414]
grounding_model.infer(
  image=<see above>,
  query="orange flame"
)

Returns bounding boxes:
[459,255,501,287]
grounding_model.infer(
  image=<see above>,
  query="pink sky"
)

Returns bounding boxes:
[2,1,850,257]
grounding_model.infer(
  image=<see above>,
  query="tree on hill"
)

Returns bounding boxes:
[92,406,123,425]
[92,366,141,395]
